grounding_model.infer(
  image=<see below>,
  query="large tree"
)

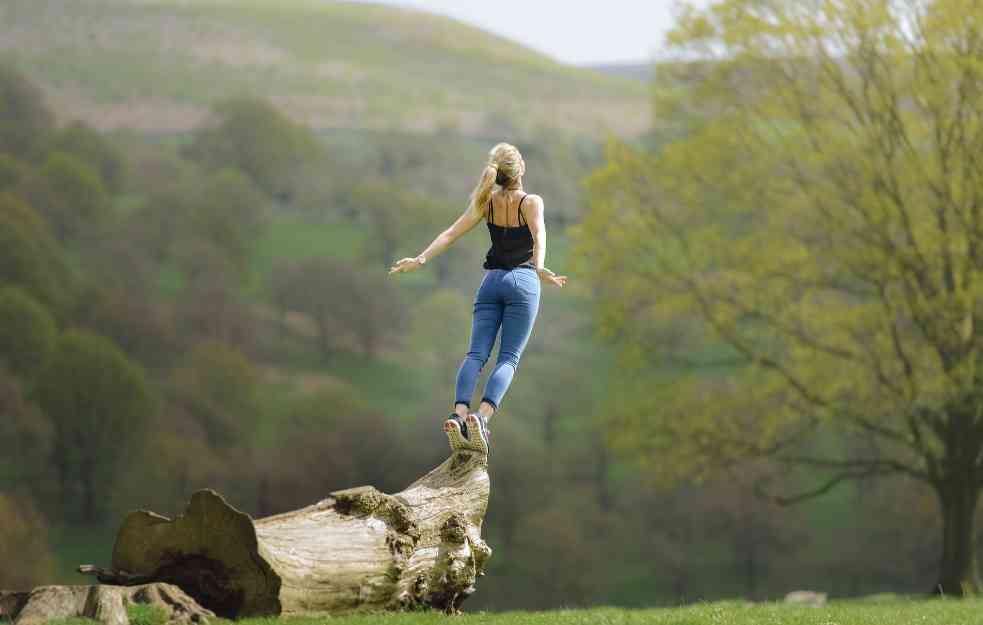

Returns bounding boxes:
[575,0,983,595]
[0,286,57,381]
[183,97,322,204]
[0,193,73,315]
[35,330,155,523]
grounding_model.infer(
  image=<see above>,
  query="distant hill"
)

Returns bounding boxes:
[587,62,654,82]
[0,0,650,137]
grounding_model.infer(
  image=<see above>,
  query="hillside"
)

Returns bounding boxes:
[0,0,650,137]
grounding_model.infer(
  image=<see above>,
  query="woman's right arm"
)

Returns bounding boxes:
[390,163,496,275]
[388,203,484,274]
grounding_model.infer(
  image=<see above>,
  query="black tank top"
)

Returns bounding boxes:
[483,192,535,270]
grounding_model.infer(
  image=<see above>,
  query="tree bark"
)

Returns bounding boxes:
[80,449,491,617]
[934,479,981,596]
[2,583,214,625]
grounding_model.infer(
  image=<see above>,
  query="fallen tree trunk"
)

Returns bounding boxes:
[80,449,491,617]
[2,583,214,625]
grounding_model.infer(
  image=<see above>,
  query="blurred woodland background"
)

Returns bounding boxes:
[1,0,980,610]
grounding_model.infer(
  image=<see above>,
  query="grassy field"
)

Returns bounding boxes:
[0,0,649,136]
[47,599,983,625]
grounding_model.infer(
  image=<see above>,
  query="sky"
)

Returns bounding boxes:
[350,1,704,65]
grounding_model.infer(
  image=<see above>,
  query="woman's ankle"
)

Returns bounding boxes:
[454,403,469,420]
[478,401,495,420]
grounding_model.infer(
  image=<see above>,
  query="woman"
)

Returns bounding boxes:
[389,143,567,455]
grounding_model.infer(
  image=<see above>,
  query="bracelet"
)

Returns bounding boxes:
[416,255,427,265]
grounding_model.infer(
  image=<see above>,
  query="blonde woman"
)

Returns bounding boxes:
[389,143,567,455]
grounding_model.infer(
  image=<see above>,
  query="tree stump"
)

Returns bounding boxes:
[80,449,491,617]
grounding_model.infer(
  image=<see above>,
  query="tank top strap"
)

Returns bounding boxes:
[487,196,494,226]
[517,193,529,226]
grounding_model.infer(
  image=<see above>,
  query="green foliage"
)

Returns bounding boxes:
[168,340,262,450]
[268,386,409,498]
[575,0,983,594]
[49,121,125,193]
[186,167,269,277]
[0,492,56,590]
[352,177,449,267]
[0,192,72,314]
[0,153,30,191]
[0,286,57,381]
[272,256,405,360]
[22,151,112,242]
[0,63,53,159]
[0,368,54,501]
[400,289,472,385]
[184,97,323,203]
[576,0,983,484]
[34,329,155,522]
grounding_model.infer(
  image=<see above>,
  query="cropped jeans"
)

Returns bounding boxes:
[455,267,541,411]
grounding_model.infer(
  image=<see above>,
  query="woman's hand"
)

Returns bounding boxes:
[389,256,426,275]
[537,267,568,288]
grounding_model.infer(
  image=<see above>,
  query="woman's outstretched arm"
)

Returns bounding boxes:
[388,203,483,274]
[521,195,567,287]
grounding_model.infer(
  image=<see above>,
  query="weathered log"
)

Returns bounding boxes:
[80,449,491,617]
[2,583,214,625]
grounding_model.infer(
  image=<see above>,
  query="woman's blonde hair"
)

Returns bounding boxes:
[468,142,525,218]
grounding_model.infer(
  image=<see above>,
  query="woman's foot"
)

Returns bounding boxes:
[443,413,470,451]
[465,413,491,455]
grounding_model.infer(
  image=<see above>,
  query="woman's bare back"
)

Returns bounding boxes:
[487,189,529,227]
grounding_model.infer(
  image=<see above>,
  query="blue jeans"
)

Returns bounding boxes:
[455,267,541,411]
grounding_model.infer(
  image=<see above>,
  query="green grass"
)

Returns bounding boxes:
[40,600,980,625]
[126,604,168,625]
[243,217,370,299]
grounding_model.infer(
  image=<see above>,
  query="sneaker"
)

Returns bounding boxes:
[465,413,491,455]
[443,413,470,451]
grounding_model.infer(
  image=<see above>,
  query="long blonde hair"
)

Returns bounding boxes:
[468,142,525,218]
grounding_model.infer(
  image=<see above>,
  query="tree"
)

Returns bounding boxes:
[82,450,492,617]
[167,340,261,452]
[0,193,72,315]
[172,237,254,346]
[0,287,57,381]
[49,121,125,193]
[262,387,410,511]
[188,168,268,278]
[20,151,112,242]
[183,97,322,203]
[34,330,155,523]
[400,289,472,386]
[574,0,983,595]
[272,257,404,360]
[352,177,448,268]
[0,493,56,590]
[0,154,30,192]
[0,64,53,159]
[0,367,54,500]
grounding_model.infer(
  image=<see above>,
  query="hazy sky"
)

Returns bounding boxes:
[353,1,703,65]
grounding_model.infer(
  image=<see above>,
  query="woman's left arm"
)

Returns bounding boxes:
[522,195,567,288]
[389,204,484,274]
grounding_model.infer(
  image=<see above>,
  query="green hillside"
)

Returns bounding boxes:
[0,0,650,136]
